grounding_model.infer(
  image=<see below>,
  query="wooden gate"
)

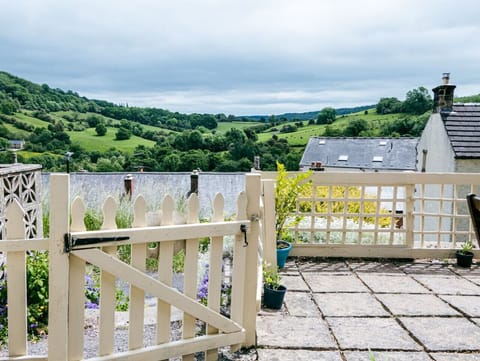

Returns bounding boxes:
[1,173,261,360]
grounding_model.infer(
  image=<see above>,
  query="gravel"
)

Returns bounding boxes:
[1,312,258,360]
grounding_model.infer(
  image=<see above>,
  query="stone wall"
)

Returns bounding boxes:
[41,172,246,220]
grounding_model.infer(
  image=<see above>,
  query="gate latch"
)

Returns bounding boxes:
[240,224,248,247]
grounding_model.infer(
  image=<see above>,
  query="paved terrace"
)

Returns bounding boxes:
[256,258,480,361]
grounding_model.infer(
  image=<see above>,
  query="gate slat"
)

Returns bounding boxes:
[99,196,119,356]
[69,197,86,360]
[129,196,147,350]
[183,193,200,361]
[157,195,175,347]
[229,191,248,351]
[86,331,245,361]
[206,193,225,361]
[71,249,242,333]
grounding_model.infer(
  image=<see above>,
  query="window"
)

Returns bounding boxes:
[373,156,383,162]
[338,155,348,161]
[318,140,326,145]
[379,141,387,146]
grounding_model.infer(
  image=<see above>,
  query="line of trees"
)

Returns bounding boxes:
[376,87,432,115]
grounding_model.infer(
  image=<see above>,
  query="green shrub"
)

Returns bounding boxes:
[84,209,103,231]
[0,251,49,344]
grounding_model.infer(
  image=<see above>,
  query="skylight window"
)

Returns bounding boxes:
[338,155,348,161]
[379,141,387,146]
[318,140,326,145]
[373,156,383,162]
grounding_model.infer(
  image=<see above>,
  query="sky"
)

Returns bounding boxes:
[1,0,480,116]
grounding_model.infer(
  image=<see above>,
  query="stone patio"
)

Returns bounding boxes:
[256,258,480,360]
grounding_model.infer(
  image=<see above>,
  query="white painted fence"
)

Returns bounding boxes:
[260,171,480,262]
[0,173,261,360]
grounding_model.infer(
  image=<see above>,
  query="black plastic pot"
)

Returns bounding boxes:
[456,251,474,268]
[263,284,287,309]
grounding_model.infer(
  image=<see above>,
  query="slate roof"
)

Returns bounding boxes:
[300,137,419,171]
[441,103,480,158]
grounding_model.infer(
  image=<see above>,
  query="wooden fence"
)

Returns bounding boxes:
[0,173,261,360]
[260,171,480,263]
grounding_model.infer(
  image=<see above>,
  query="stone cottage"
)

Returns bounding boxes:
[417,73,480,172]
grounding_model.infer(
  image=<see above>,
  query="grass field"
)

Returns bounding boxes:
[256,108,411,145]
[3,123,30,138]
[215,122,257,133]
[67,127,156,153]
[14,112,51,128]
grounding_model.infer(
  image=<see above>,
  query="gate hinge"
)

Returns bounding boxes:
[64,233,130,253]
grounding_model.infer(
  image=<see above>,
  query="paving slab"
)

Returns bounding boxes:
[303,274,370,293]
[347,261,403,274]
[257,349,342,360]
[452,265,480,275]
[284,291,320,317]
[399,317,480,351]
[278,260,300,275]
[412,275,480,295]
[431,353,480,360]
[398,262,455,275]
[358,274,431,293]
[314,293,388,317]
[280,275,310,291]
[344,351,431,361]
[376,294,460,316]
[464,275,480,286]
[327,317,420,350]
[297,260,350,273]
[256,315,335,348]
[440,295,480,317]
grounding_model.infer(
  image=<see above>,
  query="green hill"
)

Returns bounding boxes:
[0,70,438,172]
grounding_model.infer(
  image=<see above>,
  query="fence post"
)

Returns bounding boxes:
[6,200,27,356]
[262,179,277,268]
[48,174,70,360]
[405,183,415,249]
[243,173,261,347]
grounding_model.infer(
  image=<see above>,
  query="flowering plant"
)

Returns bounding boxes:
[263,263,282,290]
[275,161,312,242]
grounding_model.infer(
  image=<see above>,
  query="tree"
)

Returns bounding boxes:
[115,127,131,140]
[316,107,336,125]
[95,123,107,136]
[376,97,403,114]
[344,119,368,137]
[402,87,432,115]
[86,115,102,128]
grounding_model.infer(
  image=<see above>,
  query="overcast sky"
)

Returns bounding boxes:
[1,0,479,115]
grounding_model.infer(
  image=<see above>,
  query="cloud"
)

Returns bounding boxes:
[1,0,479,114]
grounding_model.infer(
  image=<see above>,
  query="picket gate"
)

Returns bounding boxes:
[0,173,261,360]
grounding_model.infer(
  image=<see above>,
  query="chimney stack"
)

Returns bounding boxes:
[432,73,456,113]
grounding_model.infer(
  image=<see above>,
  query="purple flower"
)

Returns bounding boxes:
[85,301,99,309]
[197,265,209,303]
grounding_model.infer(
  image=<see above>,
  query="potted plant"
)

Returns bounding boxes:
[275,161,312,267]
[456,240,475,268]
[262,263,286,310]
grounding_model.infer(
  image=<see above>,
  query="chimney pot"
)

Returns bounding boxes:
[442,72,450,85]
